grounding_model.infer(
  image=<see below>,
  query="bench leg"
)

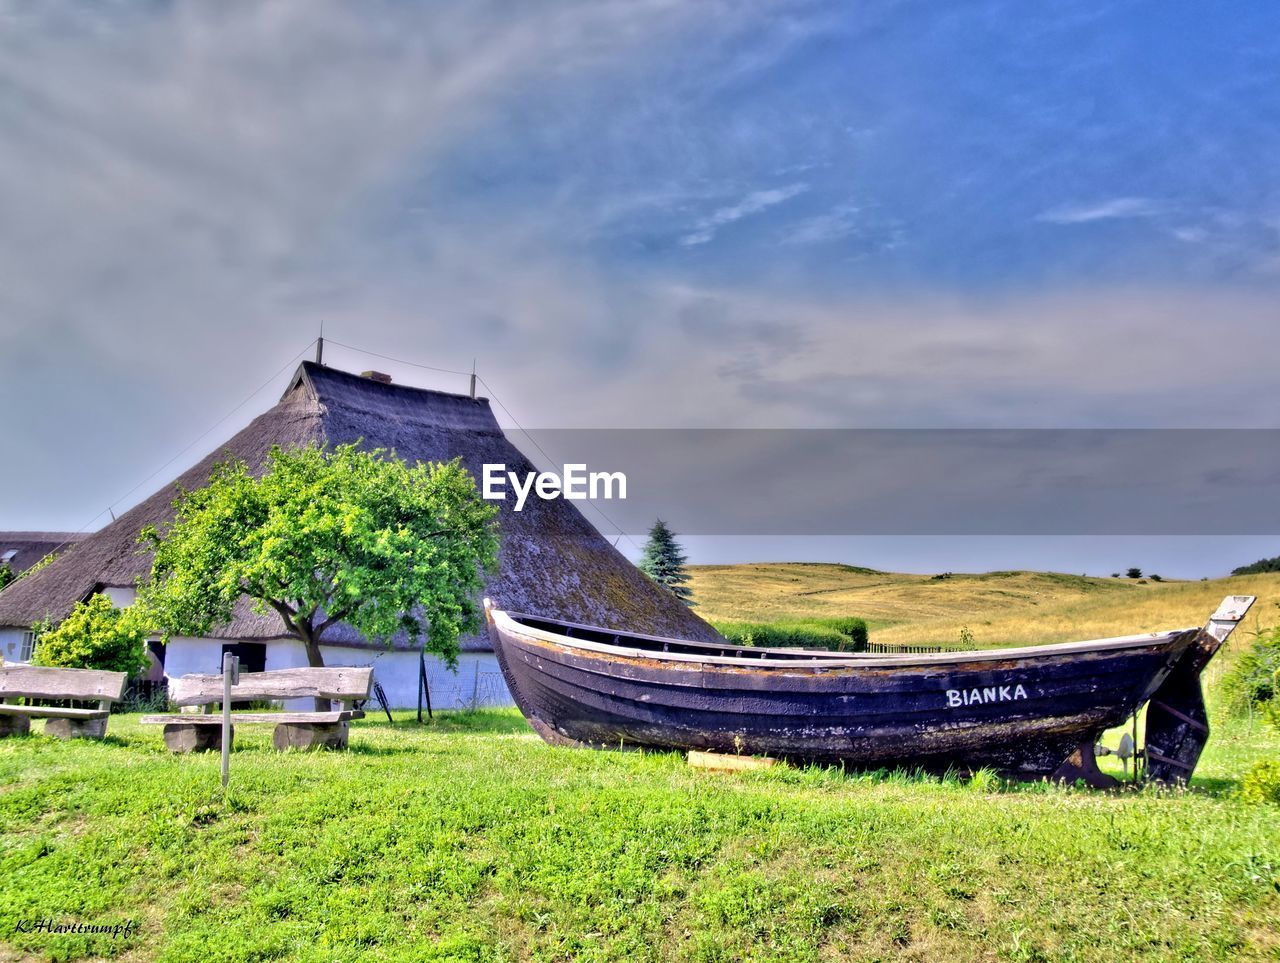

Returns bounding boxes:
[0,715,31,738]
[273,721,349,751]
[45,717,108,740]
[163,724,229,753]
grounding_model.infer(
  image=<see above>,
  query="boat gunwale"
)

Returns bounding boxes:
[491,609,1200,670]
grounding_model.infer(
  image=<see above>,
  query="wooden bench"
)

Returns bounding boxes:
[141,666,373,752]
[0,664,128,739]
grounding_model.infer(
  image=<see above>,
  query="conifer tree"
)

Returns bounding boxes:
[638,519,694,606]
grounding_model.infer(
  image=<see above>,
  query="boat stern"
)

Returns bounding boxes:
[1143,595,1256,784]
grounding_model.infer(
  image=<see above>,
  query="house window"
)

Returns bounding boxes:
[19,631,36,662]
[1,550,16,565]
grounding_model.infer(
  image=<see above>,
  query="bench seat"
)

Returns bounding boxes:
[141,710,363,726]
[0,665,128,740]
[144,666,374,752]
[0,705,110,720]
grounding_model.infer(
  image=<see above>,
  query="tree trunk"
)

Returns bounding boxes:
[299,632,329,712]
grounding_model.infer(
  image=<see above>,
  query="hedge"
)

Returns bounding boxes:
[710,616,868,652]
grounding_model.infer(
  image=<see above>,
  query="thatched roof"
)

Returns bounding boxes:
[0,532,87,575]
[0,363,719,651]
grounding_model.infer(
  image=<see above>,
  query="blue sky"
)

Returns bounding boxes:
[1,0,1278,577]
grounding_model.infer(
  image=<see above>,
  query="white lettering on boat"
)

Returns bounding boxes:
[946,684,1028,708]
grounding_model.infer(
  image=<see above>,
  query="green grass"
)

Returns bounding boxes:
[1,704,1277,962]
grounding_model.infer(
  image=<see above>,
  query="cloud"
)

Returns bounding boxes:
[617,284,1280,429]
[679,183,808,246]
[1036,197,1165,224]
[781,204,862,245]
[0,0,796,525]
[3,0,1280,537]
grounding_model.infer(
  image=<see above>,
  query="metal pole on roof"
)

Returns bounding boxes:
[469,359,477,398]
[316,336,324,365]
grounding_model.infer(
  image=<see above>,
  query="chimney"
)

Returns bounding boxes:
[361,370,393,384]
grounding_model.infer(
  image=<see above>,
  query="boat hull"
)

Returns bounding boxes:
[487,610,1202,778]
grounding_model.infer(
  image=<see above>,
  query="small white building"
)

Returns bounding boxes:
[0,362,719,707]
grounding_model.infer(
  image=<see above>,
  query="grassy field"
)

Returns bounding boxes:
[3,566,1278,962]
[0,705,1277,963]
[687,564,1280,652]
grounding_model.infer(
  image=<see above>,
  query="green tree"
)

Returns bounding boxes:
[139,443,499,677]
[31,593,150,676]
[638,519,694,606]
[0,563,13,591]
[1126,567,1143,579]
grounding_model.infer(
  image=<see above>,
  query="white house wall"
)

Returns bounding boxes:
[160,636,512,711]
[103,586,136,608]
[161,637,229,678]
[0,627,26,663]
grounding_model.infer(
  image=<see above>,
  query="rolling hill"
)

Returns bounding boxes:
[688,563,1280,657]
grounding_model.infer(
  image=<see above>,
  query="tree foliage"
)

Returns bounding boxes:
[139,443,499,669]
[1232,555,1280,576]
[638,518,694,606]
[31,593,150,676]
[0,563,13,591]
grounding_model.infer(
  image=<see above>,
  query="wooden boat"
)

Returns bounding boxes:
[484,595,1255,787]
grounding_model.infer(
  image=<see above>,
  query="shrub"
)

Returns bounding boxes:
[1239,760,1280,804]
[30,594,150,676]
[712,616,868,652]
[1220,626,1280,715]
[816,616,868,641]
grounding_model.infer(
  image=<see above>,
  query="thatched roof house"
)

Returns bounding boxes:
[0,363,716,704]
[0,532,86,576]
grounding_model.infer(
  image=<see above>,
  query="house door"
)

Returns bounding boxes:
[220,643,267,708]
[220,642,266,674]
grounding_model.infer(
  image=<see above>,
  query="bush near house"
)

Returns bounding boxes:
[30,593,150,676]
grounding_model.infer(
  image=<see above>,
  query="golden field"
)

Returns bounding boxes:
[688,563,1280,658]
